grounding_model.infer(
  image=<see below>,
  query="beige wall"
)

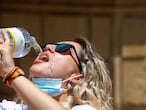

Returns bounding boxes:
[0,1,146,110]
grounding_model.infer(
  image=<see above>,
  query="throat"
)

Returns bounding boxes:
[54,90,70,102]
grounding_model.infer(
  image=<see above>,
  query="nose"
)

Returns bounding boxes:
[44,45,55,53]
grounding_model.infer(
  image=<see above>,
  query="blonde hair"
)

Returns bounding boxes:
[61,37,112,110]
[14,37,112,110]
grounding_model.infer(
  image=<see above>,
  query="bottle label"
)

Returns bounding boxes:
[0,27,42,58]
[6,28,25,58]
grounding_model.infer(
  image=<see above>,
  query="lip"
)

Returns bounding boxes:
[33,59,44,64]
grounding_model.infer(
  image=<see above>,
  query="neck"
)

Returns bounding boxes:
[53,90,70,102]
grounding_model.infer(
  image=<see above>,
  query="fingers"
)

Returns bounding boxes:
[0,30,10,45]
[0,39,4,44]
[0,31,4,44]
[0,30,15,77]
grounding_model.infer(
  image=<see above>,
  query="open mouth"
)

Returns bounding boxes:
[34,53,49,63]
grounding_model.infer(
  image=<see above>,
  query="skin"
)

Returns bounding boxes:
[29,41,82,80]
[0,31,83,110]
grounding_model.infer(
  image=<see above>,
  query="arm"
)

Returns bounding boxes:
[11,75,66,110]
[0,31,66,110]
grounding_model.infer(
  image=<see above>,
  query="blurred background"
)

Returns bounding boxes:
[0,0,146,110]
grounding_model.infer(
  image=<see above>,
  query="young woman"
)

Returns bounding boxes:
[0,31,112,110]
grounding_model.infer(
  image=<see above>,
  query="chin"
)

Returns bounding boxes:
[29,65,40,77]
[29,65,50,77]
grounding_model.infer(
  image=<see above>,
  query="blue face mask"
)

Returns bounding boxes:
[32,75,82,97]
[32,78,65,97]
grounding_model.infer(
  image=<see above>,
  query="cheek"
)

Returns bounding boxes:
[29,54,78,78]
[52,55,77,78]
[29,63,52,77]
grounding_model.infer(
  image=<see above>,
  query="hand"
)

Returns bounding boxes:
[0,30,15,78]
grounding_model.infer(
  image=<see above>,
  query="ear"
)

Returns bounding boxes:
[69,73,83,85]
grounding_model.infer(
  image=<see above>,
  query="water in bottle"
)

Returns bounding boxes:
[0,27,42,58]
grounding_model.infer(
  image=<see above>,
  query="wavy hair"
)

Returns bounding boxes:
[14,37,112,110]
[61,37,112,110]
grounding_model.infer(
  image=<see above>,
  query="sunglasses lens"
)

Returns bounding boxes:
[55,44,73,52]
[42,43,82,72]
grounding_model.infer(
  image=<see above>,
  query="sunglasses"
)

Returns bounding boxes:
[42,43,82,73]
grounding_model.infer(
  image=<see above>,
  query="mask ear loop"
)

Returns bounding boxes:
[61,74,83,92]
[62,74,83,83]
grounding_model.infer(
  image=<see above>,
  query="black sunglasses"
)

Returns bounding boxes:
[42,43,82,73]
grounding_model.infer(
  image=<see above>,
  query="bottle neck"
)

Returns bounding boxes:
[31,36,43,55]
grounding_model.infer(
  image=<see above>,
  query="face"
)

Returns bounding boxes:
[29,41,82,80]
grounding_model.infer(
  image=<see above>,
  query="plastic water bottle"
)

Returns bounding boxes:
[0,27,42,58]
